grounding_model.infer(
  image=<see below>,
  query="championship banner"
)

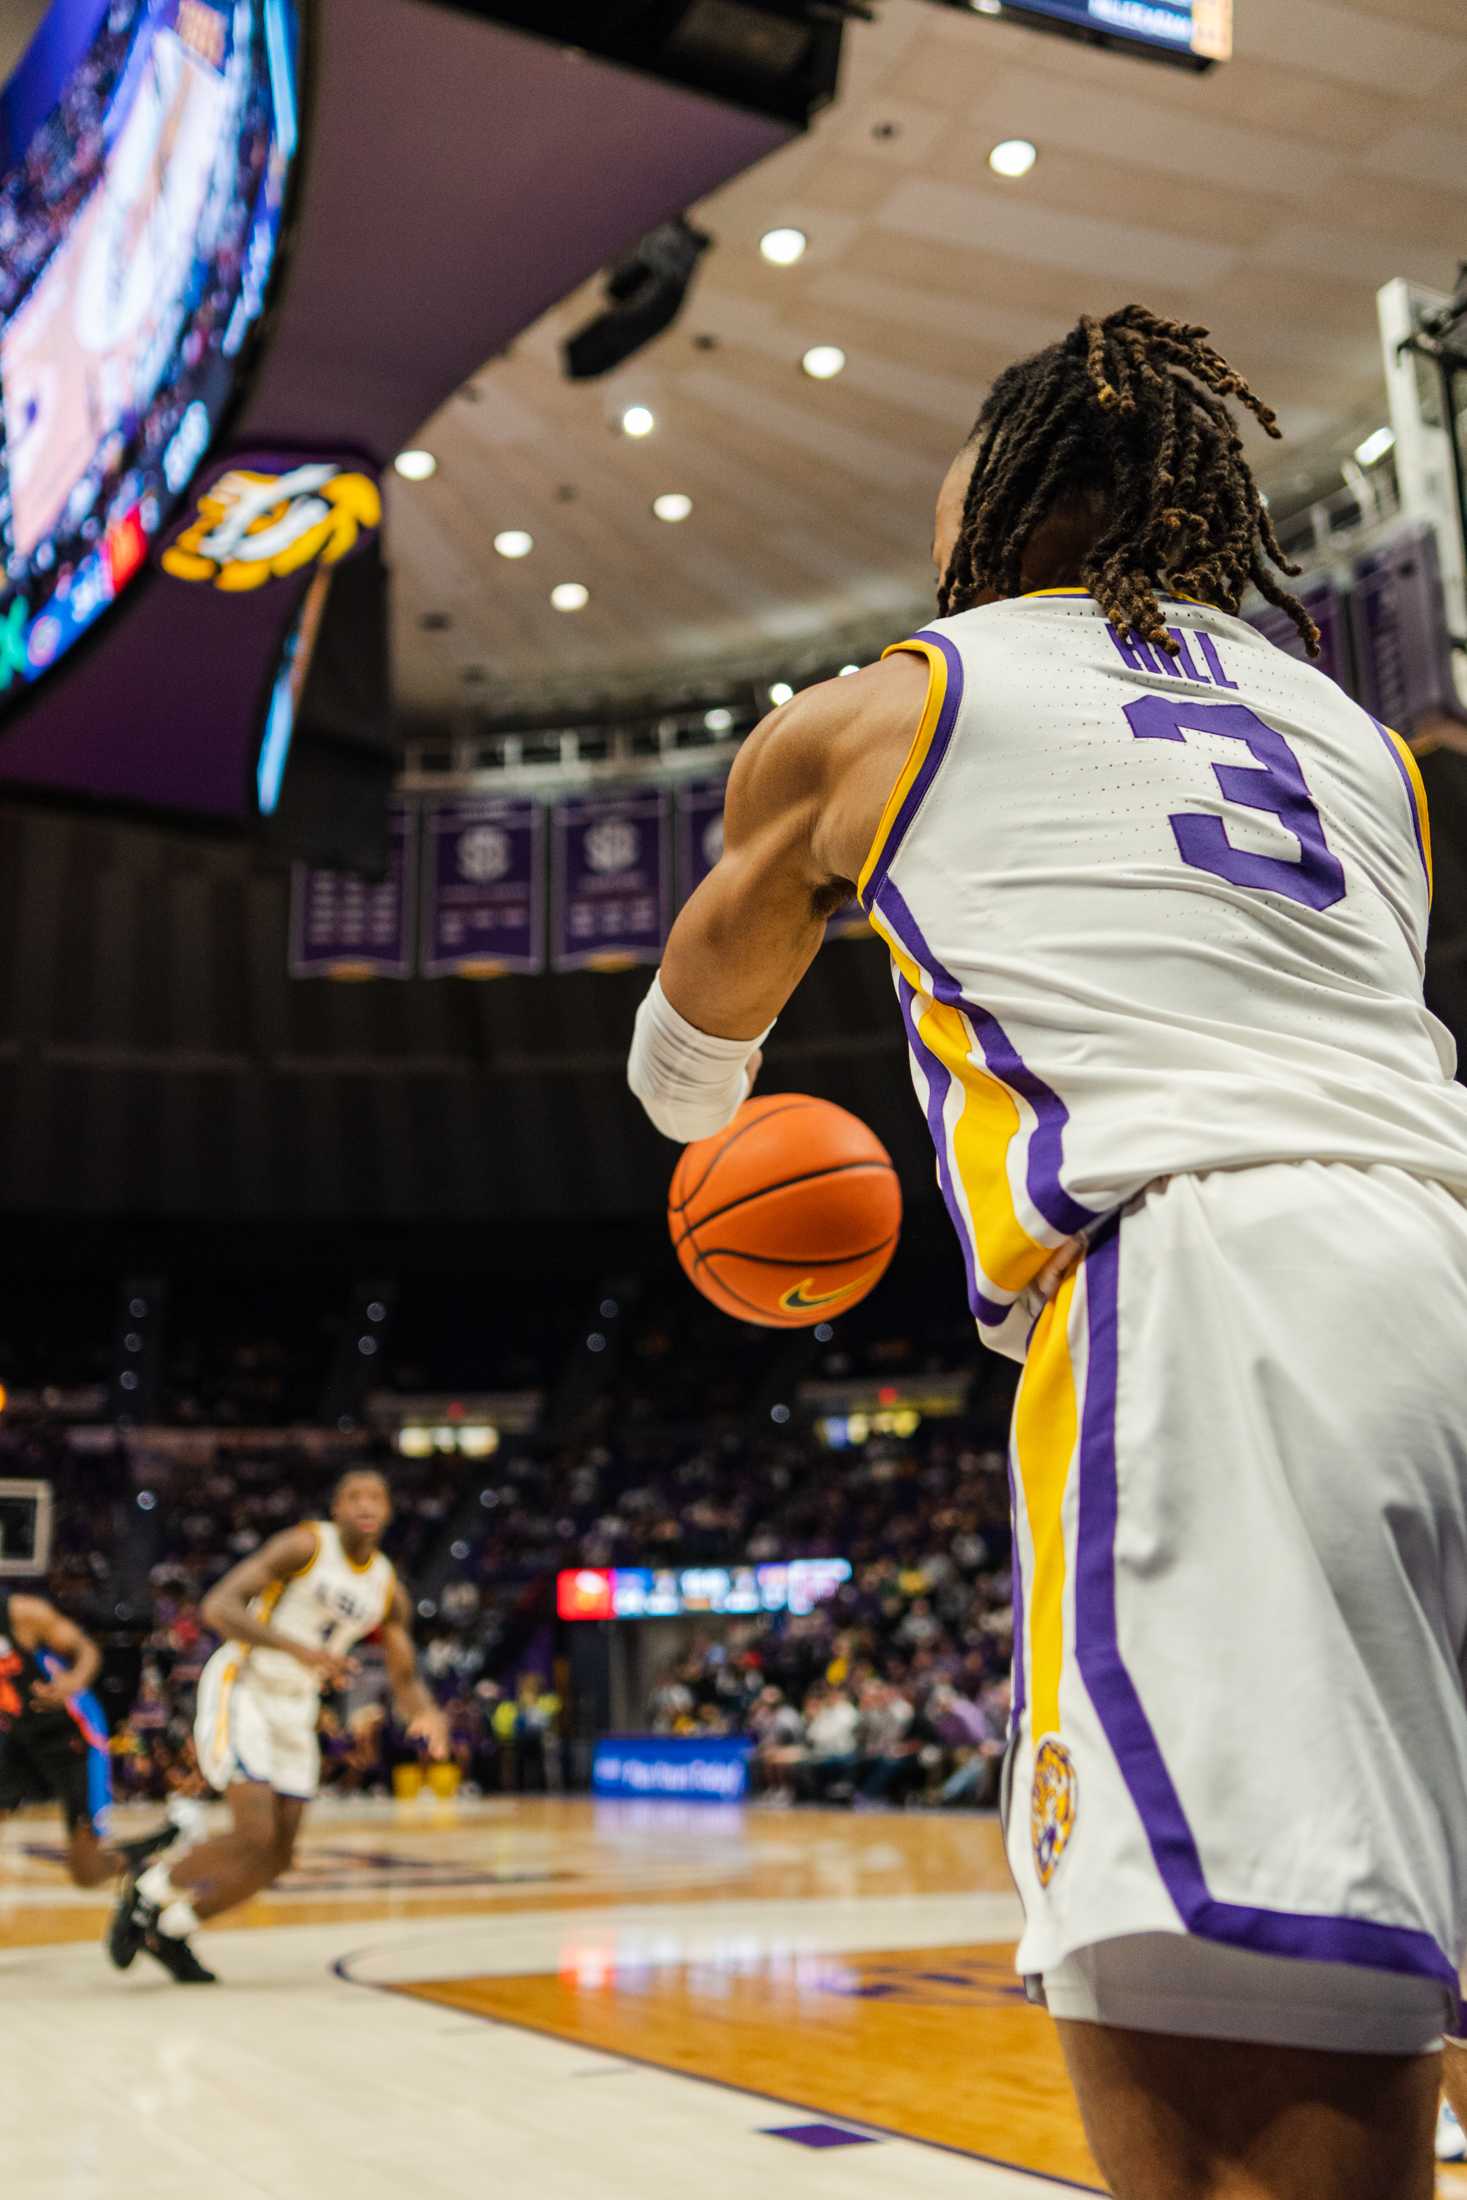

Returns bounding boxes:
[676,778,727,904]
[1350,525,1463,733]
[552,790,670,972]
[421,797,545,978]
[1246,578,1352,696]
[288,799,415,979]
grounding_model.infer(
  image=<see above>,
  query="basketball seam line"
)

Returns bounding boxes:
[667,1100,817,1216]
[691,1236,897,1272]
[681,1258,806,1326]
[672,1159,896,1248]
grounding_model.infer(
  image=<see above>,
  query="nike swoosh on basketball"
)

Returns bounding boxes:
[778,1273,875,1314]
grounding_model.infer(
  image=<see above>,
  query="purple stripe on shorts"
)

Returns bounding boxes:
[895,970,1010,1330]
[1006,1448,1026,1733]
[878,879,1099,1239]
[859,628,964,912]
[1367,712,1430,896]
[1075,1220,1461,2002]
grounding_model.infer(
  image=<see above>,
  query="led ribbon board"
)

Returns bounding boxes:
[979,0,1230,67]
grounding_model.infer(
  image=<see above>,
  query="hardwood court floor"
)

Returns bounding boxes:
[4,1796,1465,2199]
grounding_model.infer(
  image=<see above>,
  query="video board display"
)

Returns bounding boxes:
[557,1559,853,1623]
[0,0,300,708]
[983,0,1230,65]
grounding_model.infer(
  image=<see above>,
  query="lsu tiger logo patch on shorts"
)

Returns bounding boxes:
[1031,1736,1078,1888]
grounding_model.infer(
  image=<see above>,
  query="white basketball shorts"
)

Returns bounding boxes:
[1004,1161,1467,2054]
[194,1645,320,1802]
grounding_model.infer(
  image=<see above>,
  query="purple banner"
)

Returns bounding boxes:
[289,799,415,979]
[421,797,544,978]
[677,778,728,904]
[1246,578,1352,695]
[553,790,670,972]
[1350,525,1463,733]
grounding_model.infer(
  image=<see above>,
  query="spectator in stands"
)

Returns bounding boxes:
[798,1685,861,1804]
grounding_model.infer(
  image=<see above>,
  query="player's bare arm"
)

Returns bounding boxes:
[9,1594,102,1710]
[200,1527,349,1683]
[381,1583,449,1758]
[630,652,929,1138]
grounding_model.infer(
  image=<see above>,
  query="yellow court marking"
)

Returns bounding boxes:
[1012,1274,1080,1739]
[392,1940,1103,2191]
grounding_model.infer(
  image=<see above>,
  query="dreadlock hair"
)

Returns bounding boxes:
[939,304,1319,658]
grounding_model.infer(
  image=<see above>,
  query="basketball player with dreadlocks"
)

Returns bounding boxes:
[628,307,1467,2198]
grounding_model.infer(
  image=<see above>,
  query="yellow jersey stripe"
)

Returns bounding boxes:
[213,1660,239,1757]
[1382,724,1434,907]
[857,637,950,906]
[872,908,1054,1300]
[1012,1272,1080,1738]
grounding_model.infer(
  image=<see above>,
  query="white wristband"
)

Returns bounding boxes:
[628,973,773,1143]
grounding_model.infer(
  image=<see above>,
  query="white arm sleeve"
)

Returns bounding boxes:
[627,973,773,1143]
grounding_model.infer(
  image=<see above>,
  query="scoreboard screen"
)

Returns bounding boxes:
[978,0,1231,67]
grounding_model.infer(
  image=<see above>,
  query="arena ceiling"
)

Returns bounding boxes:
[387,0,1467,725]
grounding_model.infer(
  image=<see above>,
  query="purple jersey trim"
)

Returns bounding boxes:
[1075,1219,1461,2004]
[877,879,1100,1239]
[859,628,964,913]
[894,970,1009,1329]
[1367,713,1431,897]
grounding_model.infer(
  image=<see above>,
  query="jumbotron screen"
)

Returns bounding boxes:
[984,0,1231,65]
[0,0,300,707]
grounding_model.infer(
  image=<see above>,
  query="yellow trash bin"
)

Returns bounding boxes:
[392,1762,424,1801]
[427,1760,461,1800]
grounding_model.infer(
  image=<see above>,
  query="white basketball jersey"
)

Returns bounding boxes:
[240,1520,396,1698]
[863,588,1467,1359]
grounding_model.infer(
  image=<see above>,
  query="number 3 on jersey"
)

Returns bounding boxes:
[1126,695,1346,912]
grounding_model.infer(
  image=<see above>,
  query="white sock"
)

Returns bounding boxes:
[157,1898,201,1939]
[137,1862,176,1906]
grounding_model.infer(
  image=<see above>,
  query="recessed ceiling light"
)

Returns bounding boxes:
[621,404,656,438]
[1354,426,1396,467]
[760,226,807,267]
[802,345,846,381]
[839,663,860,678]
[551,583,589,612]
[704,707,734,733]
[989,139,1037,179]
[769,682,794,707]
[493,530,534,559]
[652,493,693,523]
[394,448,437,480]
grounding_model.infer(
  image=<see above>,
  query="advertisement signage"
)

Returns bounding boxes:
[592,1736,754,1802]
[558,1559,851,1623]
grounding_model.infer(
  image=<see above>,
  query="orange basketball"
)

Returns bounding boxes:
[668,1094,902,1328]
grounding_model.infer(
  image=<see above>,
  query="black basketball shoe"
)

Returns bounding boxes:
[141,1924,217,1985]
[113,1820,181,1877]
[106,1883,150,1972]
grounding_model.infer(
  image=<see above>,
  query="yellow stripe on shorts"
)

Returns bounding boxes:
[1012,1272,1080,1739]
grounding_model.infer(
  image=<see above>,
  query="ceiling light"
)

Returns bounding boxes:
[621,404,656,438]
[802,345,846,381]
[551,583,589,612]
[1354,426,1396,467]
[760,226,807,267]
[704,707,734,733]
[769,682,794,707]
[971,1,1003,14]
[494,530,534,559]
[839,663,860,677]
[652,493,693,523]
[394,449,437,480]
[989,139,1037,179]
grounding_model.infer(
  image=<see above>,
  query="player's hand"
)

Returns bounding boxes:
[291,1644,357,1689]
[407,1705,451,1761]
[29,1674,79,1710]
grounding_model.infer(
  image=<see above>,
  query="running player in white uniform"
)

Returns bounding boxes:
[627,305,1467,2199]
[107,1468,447,1982]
